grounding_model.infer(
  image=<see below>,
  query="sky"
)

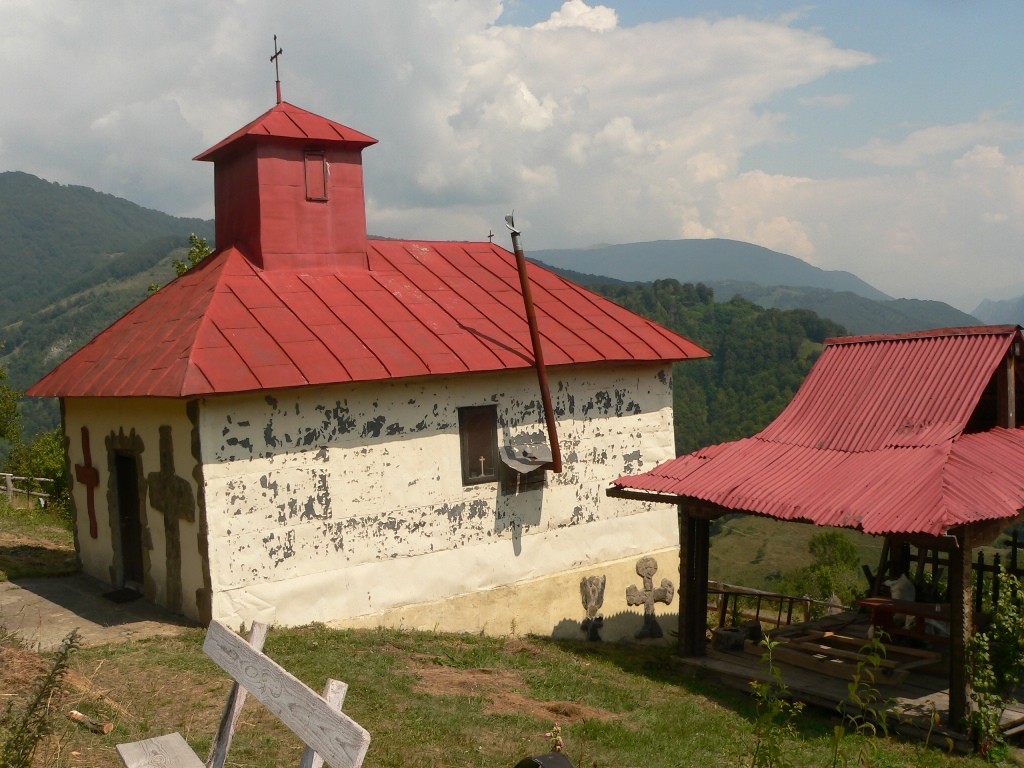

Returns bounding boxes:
[3,1,1024,313]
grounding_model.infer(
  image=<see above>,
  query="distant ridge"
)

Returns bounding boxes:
[530,238,892,301]
[974,296,1024,326]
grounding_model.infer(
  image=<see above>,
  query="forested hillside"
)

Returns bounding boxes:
[591,279,845,453]
[0,171,213,327]
[3,235,198,436]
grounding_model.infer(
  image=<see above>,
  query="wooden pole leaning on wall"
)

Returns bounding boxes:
[506,214,562,473]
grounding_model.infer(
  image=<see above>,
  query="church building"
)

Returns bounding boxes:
[29,96,709,638]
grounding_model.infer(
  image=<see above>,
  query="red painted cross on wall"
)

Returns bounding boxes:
[74,426,100,539]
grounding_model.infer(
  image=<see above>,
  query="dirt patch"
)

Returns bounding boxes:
[409,656,616,724]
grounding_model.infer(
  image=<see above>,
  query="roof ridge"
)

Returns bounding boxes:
[825,324,1021,347]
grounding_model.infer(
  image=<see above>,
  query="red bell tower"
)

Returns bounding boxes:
[194,102,378,271]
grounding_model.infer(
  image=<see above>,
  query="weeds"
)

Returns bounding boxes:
[749,638,803,768]
[830,631,890,767]
[0,629,81,768]
[966,567,1024,760]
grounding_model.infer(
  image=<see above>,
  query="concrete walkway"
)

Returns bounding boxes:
[0,574,195,651]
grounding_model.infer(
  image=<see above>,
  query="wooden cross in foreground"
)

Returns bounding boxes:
[117,620,370,768]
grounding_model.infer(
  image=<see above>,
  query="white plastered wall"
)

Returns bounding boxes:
[198,364,681,636]
[63,398,204,621]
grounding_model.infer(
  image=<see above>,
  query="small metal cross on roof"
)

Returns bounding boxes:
[271,35,283,104]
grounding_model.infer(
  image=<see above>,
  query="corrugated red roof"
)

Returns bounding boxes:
[29,240,709,399]
[193,102,377,162]
[611,325,1024,536]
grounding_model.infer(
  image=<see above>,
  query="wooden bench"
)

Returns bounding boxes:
[116,620,371,768]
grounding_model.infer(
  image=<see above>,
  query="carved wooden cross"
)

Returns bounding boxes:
[626,556,675,639]
[74,426,100,539]
[147,426,196,613]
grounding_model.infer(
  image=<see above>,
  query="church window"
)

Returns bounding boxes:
[459,405,498,485]
[304,151,328,201]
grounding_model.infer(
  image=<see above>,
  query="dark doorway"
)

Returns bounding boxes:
[114,453,144,586]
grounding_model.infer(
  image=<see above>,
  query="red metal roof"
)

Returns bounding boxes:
[29,240,709,399]
[194,102,377,162]
[611,325,1024,536]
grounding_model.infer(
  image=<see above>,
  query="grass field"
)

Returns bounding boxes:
[3,620,998,768]
[709,515,886,593]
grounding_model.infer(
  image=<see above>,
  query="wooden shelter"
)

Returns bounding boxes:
[609,325,1024,726]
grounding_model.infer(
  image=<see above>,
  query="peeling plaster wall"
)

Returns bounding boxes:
[199,364,678,629]
[63,398,204,621]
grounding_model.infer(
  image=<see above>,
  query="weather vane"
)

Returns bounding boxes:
[271,35,283,104]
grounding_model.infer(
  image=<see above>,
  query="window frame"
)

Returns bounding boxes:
[458,405,499,485]
[304,150,329,201]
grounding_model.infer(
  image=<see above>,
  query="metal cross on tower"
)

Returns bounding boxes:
[271,35,283,104]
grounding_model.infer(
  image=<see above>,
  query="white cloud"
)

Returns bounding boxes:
[533,0,617,31]
[6,1,1024,309]
[844,114,1024,168]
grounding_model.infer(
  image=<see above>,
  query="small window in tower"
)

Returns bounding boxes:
[305,151,329,201]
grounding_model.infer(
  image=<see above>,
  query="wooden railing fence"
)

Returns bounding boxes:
[1,472,52,507]
[708,581,846,630]
[866,530,1024,615]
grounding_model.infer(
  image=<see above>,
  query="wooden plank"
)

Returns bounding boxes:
[779,645,909,685]
[744,640,909,684]
[299,679,348,768]
[783,640,901,669]
[117,733,204,768]
[796,631,941,661]
[203,621,370,768]
[206,621,269,768]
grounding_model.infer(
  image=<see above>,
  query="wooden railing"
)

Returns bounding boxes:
[708,581,847,630]
[1,472,52,507]
[869,532,1024,614]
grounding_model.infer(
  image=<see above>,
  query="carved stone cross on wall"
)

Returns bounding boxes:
[626,556,675,639]
[74,426,100,539]
[147,426,196,613]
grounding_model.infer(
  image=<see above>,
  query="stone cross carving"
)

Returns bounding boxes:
[147,426,196,613]
[74,426,100,539]
[626,556,675,639]
[580,574,606,641]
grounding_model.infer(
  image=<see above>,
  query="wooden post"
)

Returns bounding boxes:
[299,679,349,768]
[677,505,689,657]
[678,506,709,657]
[975,550,985,615]
[1000,355,1016,428]
[207,622,269,768]
[993,552,1002,610]
[4,473,13,505]
[948,530,974,728]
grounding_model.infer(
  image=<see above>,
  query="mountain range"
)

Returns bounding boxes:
[531,240,982,334]
[0,170,1015,436]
